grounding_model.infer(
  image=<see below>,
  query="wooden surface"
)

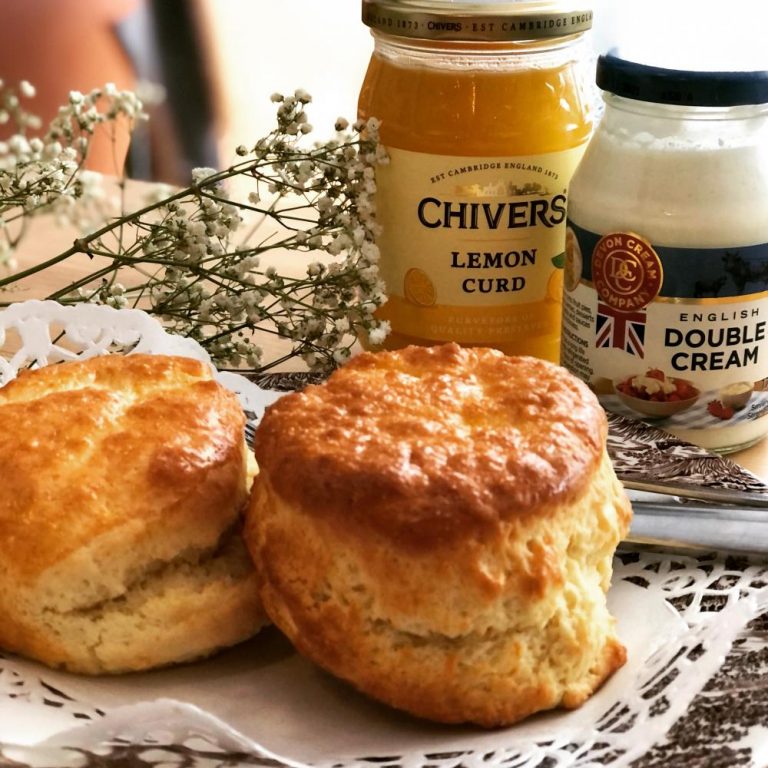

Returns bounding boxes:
[736,436,768,482]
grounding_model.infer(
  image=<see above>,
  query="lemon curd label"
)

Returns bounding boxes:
[561,221,768,452]
[374,146,585,354]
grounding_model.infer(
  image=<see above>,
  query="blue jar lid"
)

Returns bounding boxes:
[596,53,768,107]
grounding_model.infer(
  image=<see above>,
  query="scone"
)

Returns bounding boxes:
[0,353,267,674]
[246,343,631,726]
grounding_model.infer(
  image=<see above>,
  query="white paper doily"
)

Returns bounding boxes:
[0,299,282,418]
[0,561,765,768]
[0,300,766,768]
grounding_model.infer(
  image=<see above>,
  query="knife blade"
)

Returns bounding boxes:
[623,478,768,509]
[627,489,768,554]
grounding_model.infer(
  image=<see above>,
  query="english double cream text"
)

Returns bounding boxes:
[665,321,765,371]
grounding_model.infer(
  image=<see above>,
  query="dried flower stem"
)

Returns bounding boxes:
[0,83,389,372]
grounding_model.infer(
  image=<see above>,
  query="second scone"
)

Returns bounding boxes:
[246,343,631,726]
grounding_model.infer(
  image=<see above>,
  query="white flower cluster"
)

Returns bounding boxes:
[226,93,390,370]
[0,79,41,131]
[46,84,145,150]
[130,91,391,372]
[0,81,146,268]
[270,89,314,137]
[0,86,389,373]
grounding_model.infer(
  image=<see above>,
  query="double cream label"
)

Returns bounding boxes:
[374,147,584,344]
[561,221,768,450]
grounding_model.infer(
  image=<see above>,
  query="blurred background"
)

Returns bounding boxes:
[2,0,768,184]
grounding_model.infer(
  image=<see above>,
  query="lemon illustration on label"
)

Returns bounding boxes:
[547,268,564,303]
[564,226,582,292]
[404,267,436,306]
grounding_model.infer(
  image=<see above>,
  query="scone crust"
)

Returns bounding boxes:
[0,354,266,673]
[0,354,243,582]
[254,343,606,549]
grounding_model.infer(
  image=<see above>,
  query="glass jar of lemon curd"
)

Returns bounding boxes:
[359,0,594,361]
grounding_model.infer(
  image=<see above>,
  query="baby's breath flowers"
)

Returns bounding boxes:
[0,81,145,269]
[0,83,389,372]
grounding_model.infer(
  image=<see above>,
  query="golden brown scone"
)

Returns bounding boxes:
[0,354,268,674]
[246,343,631,727]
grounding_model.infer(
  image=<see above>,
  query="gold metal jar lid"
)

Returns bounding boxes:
[362,1,593,42]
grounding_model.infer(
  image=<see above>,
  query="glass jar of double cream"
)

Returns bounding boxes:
[561,54,768,452]
[358,1,594,362]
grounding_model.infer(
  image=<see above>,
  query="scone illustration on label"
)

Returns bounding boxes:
[246,343,631,727]
[0,354,267,674]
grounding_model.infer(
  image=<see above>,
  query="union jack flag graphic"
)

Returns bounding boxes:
[595,302,647,358]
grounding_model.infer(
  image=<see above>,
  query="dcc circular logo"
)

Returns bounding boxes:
[592,232,663,310]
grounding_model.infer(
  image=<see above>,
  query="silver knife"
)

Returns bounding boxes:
[627,489,768,554]
[623,479,768,509]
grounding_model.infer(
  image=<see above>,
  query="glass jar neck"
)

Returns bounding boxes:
[603,92,768,122]
[371,29,588,69]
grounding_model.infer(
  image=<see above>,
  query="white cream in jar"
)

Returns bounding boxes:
[561,54,768,453]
